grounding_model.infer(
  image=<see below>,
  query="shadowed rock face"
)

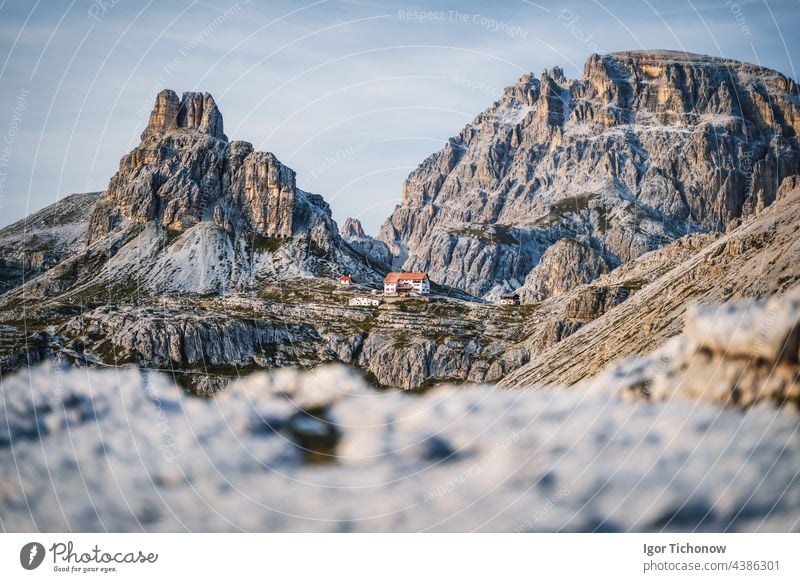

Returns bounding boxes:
[378,50,800,298]
[502,178,800,389]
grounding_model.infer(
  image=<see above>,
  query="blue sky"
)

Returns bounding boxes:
[0,0,798,233]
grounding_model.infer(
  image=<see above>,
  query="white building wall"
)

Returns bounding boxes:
[383,276,430,295]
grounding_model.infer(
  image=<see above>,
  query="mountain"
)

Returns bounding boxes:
[0,90,504,390]
[501,175,800,388]
[2,51,800,535]
[3,176,798,392]
[377,50,800,299]
[339,217,393,267]
[1,52,799,392]
[0,192,103,293]
[0,90,381,302]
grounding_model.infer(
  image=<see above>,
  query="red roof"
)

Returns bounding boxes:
[339,275,352,282]
[384,272,428,284]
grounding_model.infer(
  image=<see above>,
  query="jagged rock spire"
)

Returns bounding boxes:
[340,217,367,239]
[88,88,346,258]
[141,89,227,141]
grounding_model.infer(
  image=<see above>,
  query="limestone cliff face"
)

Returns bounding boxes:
[141,89,226,141]
[88,91,299,243]
[518,237,611,302]
[87,131,229,239]
[220,144,295,238]
[76,89,381,293]
[378,50,800,298]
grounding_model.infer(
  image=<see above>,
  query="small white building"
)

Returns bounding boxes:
[339,274,352,286]
[349,296,381,307]
[384,272,430,296]
[498,292,520,306]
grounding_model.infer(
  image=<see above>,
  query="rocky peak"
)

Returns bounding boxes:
[339,217,392,266]
[79,88,383,292]
[378,50,800,298]
[141,89,227,142]
[581,50,800,131]
[340,217,367,239]
[88,90,331,248]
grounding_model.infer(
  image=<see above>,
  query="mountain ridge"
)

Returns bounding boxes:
[373,50,800,299]
[1,50,799,391]
[502,175,800,388]
[0,89,386,301]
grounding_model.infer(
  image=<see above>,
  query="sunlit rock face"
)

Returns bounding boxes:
[79,89,373,291]
[88,90,301,243]
[379,50,800,298]
[141,89,227,141]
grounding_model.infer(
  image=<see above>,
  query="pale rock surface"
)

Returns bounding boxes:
[379,51,800,298]
[339,217,392,266]
[0,192,102,292]
[518,237,611,302]
[686,290,800,364]
[584,285,800,408]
